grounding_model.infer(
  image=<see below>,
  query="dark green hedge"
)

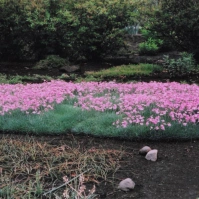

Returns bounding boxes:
[147,0,199,60]
[0,0,138,61]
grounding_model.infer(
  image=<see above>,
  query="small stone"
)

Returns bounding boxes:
[118,178,135,191]
[145,149,158,162]
[59,65,80,73]
[139,146,152,155]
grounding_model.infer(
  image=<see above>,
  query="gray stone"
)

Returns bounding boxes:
[118,178,135,191]
[139,146,152,155]
[59,65,80,73]
[145,149,158,162]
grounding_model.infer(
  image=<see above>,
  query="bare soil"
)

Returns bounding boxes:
[52,135,199,199]
[0,62,199,199]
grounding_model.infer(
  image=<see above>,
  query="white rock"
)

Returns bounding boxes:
[139,146,152,155]
[145,149,158,161]
[118,178,135,191]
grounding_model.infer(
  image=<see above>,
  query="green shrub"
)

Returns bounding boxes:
[140,28,171,52]
[140,29,155,40]
[85,63,163,78]
[139,38,163,55]
[0,0,138,61]
[76,75,102,83]
[0,74,23,84]
[162,52,196,77]
[0,1,30,60]
[34,55,69,69]
[147,0,199,60]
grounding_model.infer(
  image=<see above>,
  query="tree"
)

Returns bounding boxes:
[0,0,139,61]
[146,0,199,60]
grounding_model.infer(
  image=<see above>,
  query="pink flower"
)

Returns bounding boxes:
[167,123,171,127]
[160,124,165,130]
[155,126,159,130]
[0,81,199,131]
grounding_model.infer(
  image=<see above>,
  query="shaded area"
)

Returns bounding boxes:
[0,62,199,84]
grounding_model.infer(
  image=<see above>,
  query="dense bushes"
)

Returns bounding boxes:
[139,37,163,55]
[33,55,69,69]
[162,52,196,77]
[146,0,199,60]
[0,1,29,60]
[0,0,138,61]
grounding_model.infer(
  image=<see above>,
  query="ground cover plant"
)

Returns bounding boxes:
[0,73,54,84]
[0,81,199,140]
[162,52,197,78]
[0,135,126,198]
[84,64,162,81]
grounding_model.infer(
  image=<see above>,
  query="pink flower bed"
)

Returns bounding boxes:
[1,80,199,130]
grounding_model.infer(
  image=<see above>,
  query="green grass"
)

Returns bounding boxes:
[0,73,54,84]
[84,64,162,78]
[1,102,199,140]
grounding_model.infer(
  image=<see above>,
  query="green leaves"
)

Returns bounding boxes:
[162,52,196,77]
[139,38,162,55]
[0,0,138,61]
[147,0,199,59]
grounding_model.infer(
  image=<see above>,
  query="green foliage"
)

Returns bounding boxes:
[140,27,172,53]
[1,102,199,140]
[0,104,122,135]
[140,29,152,39]
[0,73,53,84]
[76,75,102,83]
[0,74,9,84]
[34,55,69,69]
[0,0,138,61]
[0,1,30,60]
[85,64,162,78]
[147,0,199,60]
[162,52,196,77]
[139,37,163,55]
[0,74,23,84]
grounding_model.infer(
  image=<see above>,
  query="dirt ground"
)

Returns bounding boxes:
[0,62,114,77]
[61,136,199,199]
[51,135,199,199]
[0,63,199,199]
[1,133,199,199]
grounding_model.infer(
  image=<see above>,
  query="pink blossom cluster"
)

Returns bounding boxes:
[73,81,199,129]
[112,82,199,129]
[0,81,76,115]
[1,80,199,130]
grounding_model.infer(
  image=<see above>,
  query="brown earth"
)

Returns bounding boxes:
[1,133,199,199]
[0,63,199,199]
[48,135,199,199]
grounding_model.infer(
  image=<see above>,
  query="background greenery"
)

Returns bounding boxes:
[1,0,198,63]
[145,0,199,60]
[0,0,139,61]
